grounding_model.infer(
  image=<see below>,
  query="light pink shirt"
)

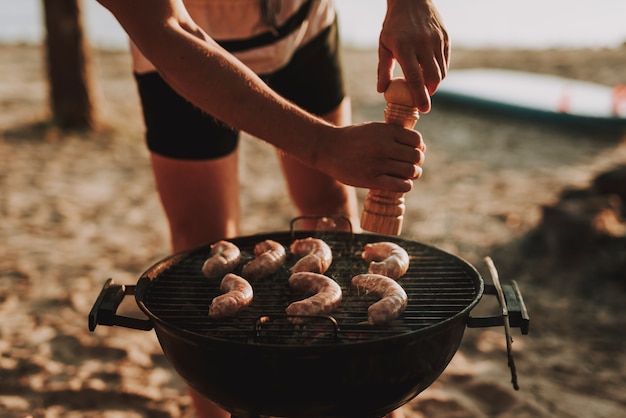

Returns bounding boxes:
[131,0,336,74]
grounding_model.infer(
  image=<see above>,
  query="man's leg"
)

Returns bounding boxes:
[150,151,238,418]
[277,97,360,231]
[150,151,240,253]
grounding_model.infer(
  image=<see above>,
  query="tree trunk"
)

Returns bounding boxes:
[42,0,99,129]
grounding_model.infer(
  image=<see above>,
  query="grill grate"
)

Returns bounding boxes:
[141,231,481,345]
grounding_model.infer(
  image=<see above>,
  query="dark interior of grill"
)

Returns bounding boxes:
[139,231,481,345]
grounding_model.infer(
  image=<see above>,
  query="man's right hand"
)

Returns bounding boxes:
[309,122,426,193]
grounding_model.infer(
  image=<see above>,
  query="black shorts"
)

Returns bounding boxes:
[134,19,346,160]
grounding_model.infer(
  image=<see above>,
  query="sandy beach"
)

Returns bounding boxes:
[1,42,626,417]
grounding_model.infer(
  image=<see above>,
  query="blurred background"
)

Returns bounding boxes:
[1,1,625,418]
[2,0,626,51]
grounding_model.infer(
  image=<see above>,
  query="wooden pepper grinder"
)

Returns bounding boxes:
[360,78,419,235]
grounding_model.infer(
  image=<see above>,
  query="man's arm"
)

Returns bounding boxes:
[97,0,425,192]
[378,0,450,113]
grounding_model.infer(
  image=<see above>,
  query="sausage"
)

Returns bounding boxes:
[202,240,241,279]
[289,237,333,274]
[241,239,286,281]
[362,241,410,280]
[208,273,253,319]
[286,272,342,322]
[351,273,408,325]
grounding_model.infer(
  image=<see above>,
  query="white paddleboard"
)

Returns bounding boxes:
[434,68,626,127]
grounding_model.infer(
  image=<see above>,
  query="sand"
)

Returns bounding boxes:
[1,42,626,417]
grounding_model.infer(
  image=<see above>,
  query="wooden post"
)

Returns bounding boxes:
[360,78,419,235]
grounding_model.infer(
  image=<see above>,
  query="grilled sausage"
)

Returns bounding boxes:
[202,240,241,279]
[289,237,332,274]
[241,239,286,281]
[362,242,410,280]
[208,273,253,319]
[352,273,408,325]
[286,272,342,322]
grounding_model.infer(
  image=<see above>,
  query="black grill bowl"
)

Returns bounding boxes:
[150,313,467,418]
[132,231,484,418]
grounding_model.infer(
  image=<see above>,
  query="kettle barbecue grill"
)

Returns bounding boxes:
[89,217,529,418]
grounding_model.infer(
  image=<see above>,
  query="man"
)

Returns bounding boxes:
[96,0,449,416]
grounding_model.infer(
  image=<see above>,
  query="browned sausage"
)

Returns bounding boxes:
[202,240,241,279]
[362,242,410,280]
[351,273,408,325]
[286,272,342,321]
[241,239,286,281]
[289,237,332,274]
[208,273,253,319]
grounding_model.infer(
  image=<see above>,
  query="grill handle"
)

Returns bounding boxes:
[467,257,530,391]
[466,280,530,334]
[88,278,153,332]
[289,215,354,237]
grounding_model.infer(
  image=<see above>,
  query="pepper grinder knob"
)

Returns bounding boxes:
[360,78,419,235]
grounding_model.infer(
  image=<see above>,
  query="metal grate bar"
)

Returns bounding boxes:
[141,232,481,345]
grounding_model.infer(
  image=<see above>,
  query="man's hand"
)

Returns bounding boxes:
[311,122,426,193]
[377,0,450,113]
